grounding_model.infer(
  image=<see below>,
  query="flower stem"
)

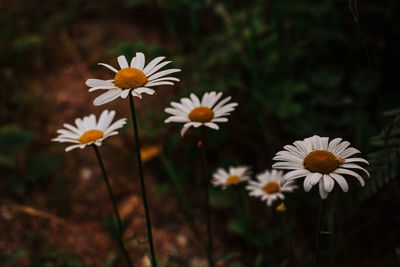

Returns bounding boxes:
[314,199,324,267]
[199,128,214,267]
[281,215,295,266]
[92,145,133,267]
[128,93,157,267]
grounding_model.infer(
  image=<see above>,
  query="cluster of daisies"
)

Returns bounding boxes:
[212,135,370,207]
[53,52,370,207]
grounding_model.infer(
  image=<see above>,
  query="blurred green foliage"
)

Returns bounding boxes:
[30,252,83,267]
[364,108,400,197]
[0,124,60,195]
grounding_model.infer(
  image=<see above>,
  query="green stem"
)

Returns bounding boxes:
[240,186,251,226]
[92,145,133,267]
[128,93,157,267]
[233,186,250,243]
[314,199,324,267]
[200,128,214,267]
[281,215,295,266]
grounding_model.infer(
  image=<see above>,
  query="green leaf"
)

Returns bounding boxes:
[214,251,241,263]
[5,172,27,195]
[209,189,234,207]
[0,249,28,264]
[0,125,35,152]
[27,154,60,181]
[227,219,246,236]
[155,183,169,197]
[254,254,264,267]
[104,215,123,240]
[0,153,15,167]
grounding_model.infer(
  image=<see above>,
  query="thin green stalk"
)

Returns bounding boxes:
[128,93,157,267]
[240,186,251,226]
[160,154,202,242]
[314,199,324,267]
[92,145,133,267]
[232,186,251,243]
[348,0,383,115]
[281,215,295,266]
[199,128,214,267]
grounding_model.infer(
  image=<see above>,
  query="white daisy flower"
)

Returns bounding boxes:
[211,166,251,190]
[272,135,370,199]
[86,52,181,105]
[246,169,297,207]
[52,110,127,152]
[164,91,238,136]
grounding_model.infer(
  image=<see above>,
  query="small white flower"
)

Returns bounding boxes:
[87,53,181,105]
[164,91,238,136]
[52,110,126,152]
[272,135,370,199]
[246,169,297,207]
[211,166,251,190]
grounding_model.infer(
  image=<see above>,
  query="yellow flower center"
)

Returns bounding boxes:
[303,150,344,174]
[78,129,104,144]
[262,182,280,194]
[114,68,147,89]
[188,107,214,123]
[226,175,240,185]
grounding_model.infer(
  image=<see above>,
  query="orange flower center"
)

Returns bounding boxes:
[114,68,147,89]
[188,107,214,123]
[303,150,344,174]
[226,175,240,185]
[276,203,286,212]
[78,129,104,144]
[262,182,280,194]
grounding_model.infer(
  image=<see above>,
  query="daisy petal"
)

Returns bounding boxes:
[145,61,171,77]
[334,168,365,186]
[86,79,114,87]
[147,69,181,81]
[135,52,145,70]
[205,122,219,130]
[340,163,370,177]
[93,89,122,106]
[98,63,118,73]
[323,174,334,192]
[329,173,348,192]
[120,89,130,99]
[319,180,329,199]
[344,157,369,164]
[142,56,166,74]
[117,55,129,69]
[284,169,310,180]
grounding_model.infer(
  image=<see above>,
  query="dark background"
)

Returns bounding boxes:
[1,0,399,266]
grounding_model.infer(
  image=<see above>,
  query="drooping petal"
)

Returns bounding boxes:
[334,168,365,186]
[323,174,334,192]
[340,163,370,177]
[318,179,329,199]
[93,89,122,106]
[204,122,219,130]
[284,169,310,180]
[329,173,349,192]
[98,63,118,73]
[344,157,369,164]
[86,79,114,88]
